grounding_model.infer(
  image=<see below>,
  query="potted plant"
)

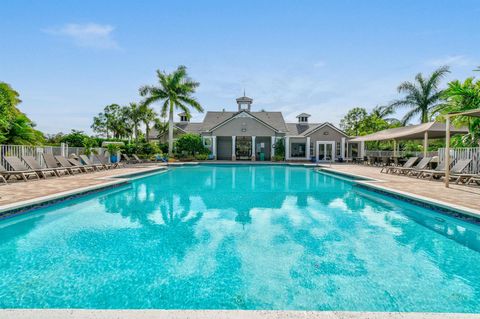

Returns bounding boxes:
[106,143,121,163]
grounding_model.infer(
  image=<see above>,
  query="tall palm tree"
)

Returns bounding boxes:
[125,103,143,141]
[139,66,203,156]
[371,105,399,124]
[140,104,157,142]
[390,66,450,124]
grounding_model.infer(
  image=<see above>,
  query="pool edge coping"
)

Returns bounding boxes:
[0,166,168,216]
[318,167,480,219]
[0,309,478,319]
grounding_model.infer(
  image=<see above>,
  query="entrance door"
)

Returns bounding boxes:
[236,136,252,160]
[317,141,335,162]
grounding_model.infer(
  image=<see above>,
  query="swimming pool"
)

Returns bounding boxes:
[1,165,480,312]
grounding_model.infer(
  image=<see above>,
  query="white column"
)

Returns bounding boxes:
[306,137,311,160]
[231,136,236,161]
[285,137,290,160]
[212,136,217,159]
[341,137,346,160]
[360,141,365,158]
[251,136,256,161]
[271,136,276,158]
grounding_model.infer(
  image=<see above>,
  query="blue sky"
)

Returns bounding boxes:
[1,0,479,134]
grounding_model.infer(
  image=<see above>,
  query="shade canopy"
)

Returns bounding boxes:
[350,122,468,142]
[446,108,480,118]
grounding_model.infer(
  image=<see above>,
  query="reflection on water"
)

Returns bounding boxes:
[0,165,480,311]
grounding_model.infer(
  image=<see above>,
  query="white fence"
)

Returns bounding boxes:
[438,147,480,174]
[365,150,438,158]
[0,144,106,170]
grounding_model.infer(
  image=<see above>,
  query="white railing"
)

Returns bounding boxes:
[0,144,107,170]
[365,150,438,158]
[438,147,480,174]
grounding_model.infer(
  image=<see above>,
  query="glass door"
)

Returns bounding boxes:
[317,142,335,162]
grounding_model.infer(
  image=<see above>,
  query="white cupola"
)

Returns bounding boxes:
[236,92,253,112]
[296,113,311,124]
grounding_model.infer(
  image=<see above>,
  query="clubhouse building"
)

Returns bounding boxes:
[150,95,363,162]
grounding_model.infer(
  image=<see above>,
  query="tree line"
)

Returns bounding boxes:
[340,65,480,147]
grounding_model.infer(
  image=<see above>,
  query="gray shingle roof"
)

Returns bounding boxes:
[285,123,322,136]
[202,111,288,132]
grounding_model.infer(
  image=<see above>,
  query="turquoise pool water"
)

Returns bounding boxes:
[1,165,480,312]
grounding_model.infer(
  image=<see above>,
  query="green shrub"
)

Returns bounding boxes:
[273,138,285,160]
[175,134,209,156]
[194,153,208,160]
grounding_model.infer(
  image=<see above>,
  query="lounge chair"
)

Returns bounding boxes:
[421,159,472,182]
[2,156,40,181]
[464,174,480,186]
[68,157,97,172]
[395,157,431,176]
[381,157,418,174]
[96,154,125,169]
[416,161,447,179]
[132,154,144,164]
[42,153,71,176]
[22,155,60,178]
[121,154,138,164]
[55,155,87,174]
[79,155,106,171]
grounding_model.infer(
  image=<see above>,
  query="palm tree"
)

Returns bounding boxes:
[140,104,157,142]
[390,66,450,124]
[371,105,399,124]
[124,103,143,141]
[139,66,203,156]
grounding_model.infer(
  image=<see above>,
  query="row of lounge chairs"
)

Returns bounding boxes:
[381,156,480,185]
[0,153,125,184]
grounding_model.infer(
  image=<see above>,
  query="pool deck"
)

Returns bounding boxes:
[0,310,478,319]
[320,164,480,214]
[0,164,167,213]
[1,162,480,318]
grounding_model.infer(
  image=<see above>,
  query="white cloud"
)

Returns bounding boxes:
[427,55,474,67]
[44,23,119,49]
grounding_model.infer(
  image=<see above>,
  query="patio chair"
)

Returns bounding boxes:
[464,174,480,186]
[381,157,418,174]
[396,157,432,176]
[416,161,447,179]
[22,155,60,178]
[79,155,106,171]
[0,164,25,183]
[67,157,97,172]
[96,154,125,169]
[2,156,40,181]
[423,159,472,182]
[42,153,71,176]
[121,153,134,164]
[93,154,114,169]
[54,155,87,174]
[132,154,144,164]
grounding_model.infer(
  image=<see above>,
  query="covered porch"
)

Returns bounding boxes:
[202,135,276,161]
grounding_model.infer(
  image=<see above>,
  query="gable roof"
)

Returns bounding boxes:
[302,122,349,137]
[203,110,288,132]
